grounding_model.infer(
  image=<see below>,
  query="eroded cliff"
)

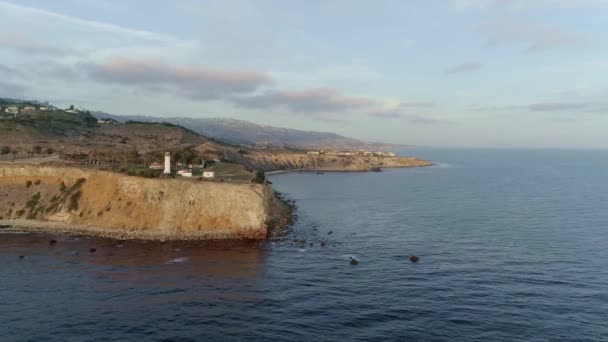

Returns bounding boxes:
[0,165,286,240]
[225,150,433,172]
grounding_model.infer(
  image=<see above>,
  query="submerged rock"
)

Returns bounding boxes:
[409,255,420,263]
[49,239,57,246]
[89,248,97,253]
[350,257,359,265]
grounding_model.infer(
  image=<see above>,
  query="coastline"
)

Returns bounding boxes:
[0,219,253,241]
[264,163,435,176]
[0,164,288,241]
[0,157,430,241]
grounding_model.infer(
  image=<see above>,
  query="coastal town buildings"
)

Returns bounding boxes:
[177,170,193,177]
[149,162,163,170]
[4,106,19,115]
[21,106,36,114]
[203,171,215,178]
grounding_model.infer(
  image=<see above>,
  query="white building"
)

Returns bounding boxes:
[307,151,320,155]
[149,162,163,170]
[5,106,18,115]
[203,171,215,178]
[177,170,193,177]
[22,106,35,113]
[164,152,171,174]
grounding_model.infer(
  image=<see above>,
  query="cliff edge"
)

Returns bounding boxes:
[0,165,286,240]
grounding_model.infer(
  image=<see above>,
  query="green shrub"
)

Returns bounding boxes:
[25,180,32,188]
[68,191,81,212]
[253,171,266,184]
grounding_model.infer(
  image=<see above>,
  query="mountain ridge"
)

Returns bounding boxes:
[92,112,410,151]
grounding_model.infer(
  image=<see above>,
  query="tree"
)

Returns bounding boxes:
[33,145,43,154]
[1,146,10,155]
[69,105,74,110]
[46,147,55,155]
[253,171,266,184]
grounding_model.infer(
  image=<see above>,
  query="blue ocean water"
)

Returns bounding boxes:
[1,149,608,341]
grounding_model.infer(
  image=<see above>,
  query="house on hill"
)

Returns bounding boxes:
[97,118,117,124]
[149,162,163,170]
[21,106,36,114]
[4,106,19,115]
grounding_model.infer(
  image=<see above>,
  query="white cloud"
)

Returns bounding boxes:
[444,62,484,74]
[481,20,592,51]
[0,1,194,46]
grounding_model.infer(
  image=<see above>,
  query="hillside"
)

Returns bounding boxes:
[92,112,407,150]
[1,100,430,176]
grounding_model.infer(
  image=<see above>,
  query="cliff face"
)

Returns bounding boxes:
[0,165,284,240]
[225,151,432,172]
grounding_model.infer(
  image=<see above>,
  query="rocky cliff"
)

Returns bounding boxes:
[0,165,287,240]
[225,151,433,172]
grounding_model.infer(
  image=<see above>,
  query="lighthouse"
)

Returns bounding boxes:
[164,152,171,174]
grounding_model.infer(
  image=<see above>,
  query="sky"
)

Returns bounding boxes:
[1,0,607,148]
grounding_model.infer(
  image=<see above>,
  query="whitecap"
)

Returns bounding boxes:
[166,257,189,264]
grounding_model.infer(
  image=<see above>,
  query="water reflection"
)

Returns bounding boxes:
[1,232,267,303]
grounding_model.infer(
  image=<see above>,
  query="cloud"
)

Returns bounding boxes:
[368,109,442,124]
[0,32,78,56]
[83,57,273,100]
[481,21,592,52]
[398,101,435,108]
[0,63,23,76]
[231,87,378,112]
[34,61,83,82]
[0,1,192,46]
[471,101,608,114]
[0,80,29,96]
[444,63,484,75]
[526,102,589,111]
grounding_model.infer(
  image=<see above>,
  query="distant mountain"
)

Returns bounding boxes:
[92,113,408,151]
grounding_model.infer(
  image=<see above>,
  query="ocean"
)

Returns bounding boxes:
[1,148,607,341]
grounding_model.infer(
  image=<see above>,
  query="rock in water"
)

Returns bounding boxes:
[49,239,57,245]
[19,255,25,260]
[89,248,97,253]
[350,257,359,265]
[409,255,420,263]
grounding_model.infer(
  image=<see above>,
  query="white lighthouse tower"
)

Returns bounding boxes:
[164,152,171,174]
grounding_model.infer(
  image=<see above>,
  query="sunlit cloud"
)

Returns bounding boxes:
[83,57,274,100]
